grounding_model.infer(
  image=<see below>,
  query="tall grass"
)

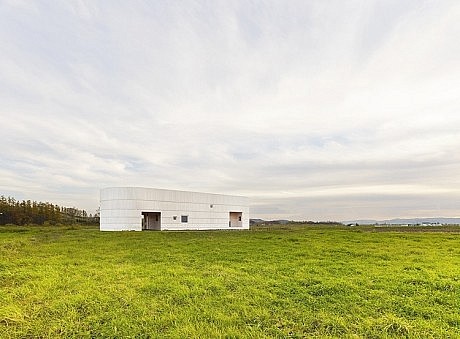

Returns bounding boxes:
[1,225,459,337]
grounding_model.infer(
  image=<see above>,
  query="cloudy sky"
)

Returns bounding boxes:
[1,1,459,221]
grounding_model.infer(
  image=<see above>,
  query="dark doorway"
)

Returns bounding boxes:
[142,212,161,230]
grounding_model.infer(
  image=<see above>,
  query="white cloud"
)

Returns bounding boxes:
[1,1,459,220]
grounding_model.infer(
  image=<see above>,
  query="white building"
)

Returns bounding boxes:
[100,187,249,231]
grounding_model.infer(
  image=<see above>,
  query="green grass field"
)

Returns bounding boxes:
[1,225,459,338]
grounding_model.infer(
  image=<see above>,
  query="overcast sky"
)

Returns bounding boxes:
[1,1,459,221]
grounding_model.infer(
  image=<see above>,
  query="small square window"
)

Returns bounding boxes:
[210,204,213,208]
[173,216,177,221]
[181,215,188,223]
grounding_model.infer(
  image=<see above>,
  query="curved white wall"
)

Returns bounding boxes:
[100,187,249,231]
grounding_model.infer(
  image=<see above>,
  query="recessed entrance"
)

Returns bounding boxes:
[229,212,242,227]
[142,212,161,230]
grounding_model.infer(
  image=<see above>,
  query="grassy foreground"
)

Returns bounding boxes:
[1,225,459,338]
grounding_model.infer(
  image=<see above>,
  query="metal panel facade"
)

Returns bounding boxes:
[100,187,249,231]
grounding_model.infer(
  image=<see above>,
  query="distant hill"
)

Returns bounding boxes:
[251,217,460,227]
[344,217,460,225]
[250,219,290,225]
[250,219,342,226]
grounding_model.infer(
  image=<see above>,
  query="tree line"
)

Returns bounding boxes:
[0,195,99,225]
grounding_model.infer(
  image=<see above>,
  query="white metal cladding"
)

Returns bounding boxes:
[100,187,249,231]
